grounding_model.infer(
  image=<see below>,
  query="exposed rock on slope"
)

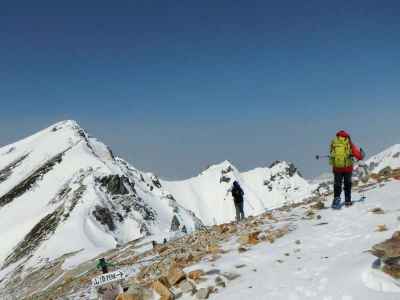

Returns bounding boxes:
[371,231,400,279]
[0,120,203,276]
[163,160,316,226]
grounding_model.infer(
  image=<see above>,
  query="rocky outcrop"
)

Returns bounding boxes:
[99,175,132,195]
[0,154,29,184]
[269,161,300,177]
[371,231,400,278]
[93,206,116,231]
[2,183,87,269]
[170,215,181,232]
[0,151,65,208]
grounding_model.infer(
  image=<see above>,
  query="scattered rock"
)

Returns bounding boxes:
[195,287,211,299]
[179,280,196,295]
[238,246,249,253]
[235,264,246,269]
[97,283,123,300]
[376,224,388,232]
[371,231,400,259]
[205,269,221,275]
[305,209,315,218]
[188,270,205,281]
[315,222,329,226]
[123,283,152,300]
[206,244,221,254]
[214,276,226,288]
[311,201,325,210]
[158,276,171,289]
[221,272,240,281]
[379,166,392,177]
[152,280,174,300]
[167,265,186,286]
[369,207,385,214]
[371,231,400,279]
[116,283,152,300]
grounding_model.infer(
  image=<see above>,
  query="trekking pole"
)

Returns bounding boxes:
[245,197,254,210]
[315,155,331,160]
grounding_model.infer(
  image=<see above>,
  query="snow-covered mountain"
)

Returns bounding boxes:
[163,160,316,226]
[0,120,203,273]
[364,144,400,174]
[1,121,399,299]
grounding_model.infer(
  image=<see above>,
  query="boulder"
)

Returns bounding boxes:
[214,276,226,288]
[221,272,240,281]
[195,287,211,299]
[371,231,400,259]
[152,280,174,300]
[167,265,186,286]
[371,231,400,279]
[311,201,325,210]
[116,282,152,300]
[376,224,388,232]
[188,270,205,281]
[379,166,392,177]
[369,207,385,214]
[239,231,261,245]
[96,282,123,300]
[179,280,196,294]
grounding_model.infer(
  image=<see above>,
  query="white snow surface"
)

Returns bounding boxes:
[178,180,400,300]
[163,160,316,226]
[366,144,400,173]
[0,120,202,273]
[1,120,400,299]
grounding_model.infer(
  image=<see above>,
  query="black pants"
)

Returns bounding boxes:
[334,172,352,202]
[234,200,245,222]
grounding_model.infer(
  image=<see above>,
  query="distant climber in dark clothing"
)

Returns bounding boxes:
[230,181,245,222]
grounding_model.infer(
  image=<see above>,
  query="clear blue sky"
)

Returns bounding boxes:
[0,1,399,179]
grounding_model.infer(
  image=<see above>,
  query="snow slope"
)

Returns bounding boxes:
[180,180,400,300]
[242,161,315,208]
[365,144,400,173]
[0,120,203,273]
[163,161,316,226]
[20,167,400,300]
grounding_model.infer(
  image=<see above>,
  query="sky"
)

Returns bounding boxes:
[0,1,399,179]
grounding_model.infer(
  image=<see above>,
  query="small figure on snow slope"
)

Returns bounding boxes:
[227,181,245,222]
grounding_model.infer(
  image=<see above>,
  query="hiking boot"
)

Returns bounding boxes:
[331,197,341,209]
[344,201,353,207]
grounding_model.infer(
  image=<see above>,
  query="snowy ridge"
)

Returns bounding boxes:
[163,160,316,226]
[0,122,400,299]
[365,144,400,173]
[0,121,203,274]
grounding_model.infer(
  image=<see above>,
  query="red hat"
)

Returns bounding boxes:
[336,130,350,138]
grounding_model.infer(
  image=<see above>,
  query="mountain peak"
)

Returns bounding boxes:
[200,160,235,175]
[268,160,302,178]
[366,144,400,173]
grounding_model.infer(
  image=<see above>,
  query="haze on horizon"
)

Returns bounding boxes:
[0,1,399,180]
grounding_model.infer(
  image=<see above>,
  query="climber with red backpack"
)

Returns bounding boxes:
[329,130,365,209]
